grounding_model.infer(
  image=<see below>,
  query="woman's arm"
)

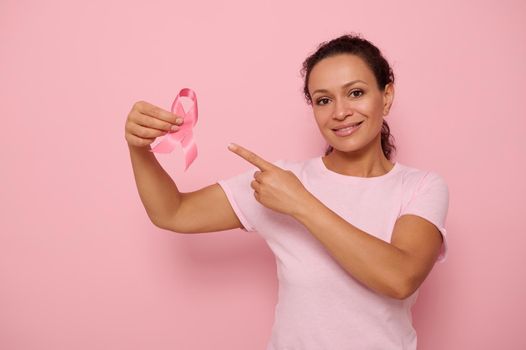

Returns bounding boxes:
[126,101,243,234]
[128,144,243,233]
[292,195,443,300]
[226,143,443,300]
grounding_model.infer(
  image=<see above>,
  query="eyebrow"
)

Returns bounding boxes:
[311,80,367,96]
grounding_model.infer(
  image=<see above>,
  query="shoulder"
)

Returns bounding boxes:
[395,163,449,205]
[397,162,448,191]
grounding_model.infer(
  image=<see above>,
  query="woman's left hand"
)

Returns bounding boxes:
[227,143,314,217]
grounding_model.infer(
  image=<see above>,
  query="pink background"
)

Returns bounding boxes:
[1,0,525,349]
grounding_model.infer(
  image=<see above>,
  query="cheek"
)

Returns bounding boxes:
[353,99,377,114]
[312,107,332,125]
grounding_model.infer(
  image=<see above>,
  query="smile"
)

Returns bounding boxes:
[332,121,363,137]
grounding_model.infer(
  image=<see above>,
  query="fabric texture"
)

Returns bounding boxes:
[217,156,449,350]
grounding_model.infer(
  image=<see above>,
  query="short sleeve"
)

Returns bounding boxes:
[400,171,450,263]
[217,167,258,232]
[217,159,287,233]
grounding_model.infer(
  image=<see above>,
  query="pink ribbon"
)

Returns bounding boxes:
[150,88,198,171]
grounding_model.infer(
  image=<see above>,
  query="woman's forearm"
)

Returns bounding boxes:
[292,194,413,299]
[128,144,183,226]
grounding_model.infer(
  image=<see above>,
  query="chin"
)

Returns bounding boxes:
[323,135,361,152]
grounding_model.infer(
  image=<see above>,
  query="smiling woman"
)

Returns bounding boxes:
[126,32,450,350]
[307,52,396,177]
[218,34,449,350]
[302,35,398,162]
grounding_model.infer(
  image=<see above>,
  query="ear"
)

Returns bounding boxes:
[382,83,395,116]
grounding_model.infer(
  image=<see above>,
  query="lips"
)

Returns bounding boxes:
[332,120,364,137]
[332,121,364,131]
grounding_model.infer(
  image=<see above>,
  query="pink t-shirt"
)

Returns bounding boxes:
[217,156,449,350]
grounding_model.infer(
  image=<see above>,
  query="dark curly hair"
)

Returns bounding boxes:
[300,33,397,160]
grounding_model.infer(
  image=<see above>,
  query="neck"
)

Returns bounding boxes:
[323,139,394,178]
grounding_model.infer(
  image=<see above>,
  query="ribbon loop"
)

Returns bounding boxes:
[150,88,198,171]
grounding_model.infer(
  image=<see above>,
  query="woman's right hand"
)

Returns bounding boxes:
[125,100,184,148]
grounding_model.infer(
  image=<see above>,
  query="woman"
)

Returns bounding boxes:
[125,33,449,349]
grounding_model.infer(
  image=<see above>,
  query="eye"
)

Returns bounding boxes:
[316,97,330,106]
[349,89,363,97]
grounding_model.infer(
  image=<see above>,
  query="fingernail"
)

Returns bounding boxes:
[228,143,236,150]
[171,125,178,131]
[176,118,183,124]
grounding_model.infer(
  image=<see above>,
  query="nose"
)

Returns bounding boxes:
[333,97,353,120]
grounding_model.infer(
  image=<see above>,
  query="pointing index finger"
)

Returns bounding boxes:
[228,143,277,171]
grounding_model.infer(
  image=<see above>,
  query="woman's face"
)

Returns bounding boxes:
[308,54,394,156]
